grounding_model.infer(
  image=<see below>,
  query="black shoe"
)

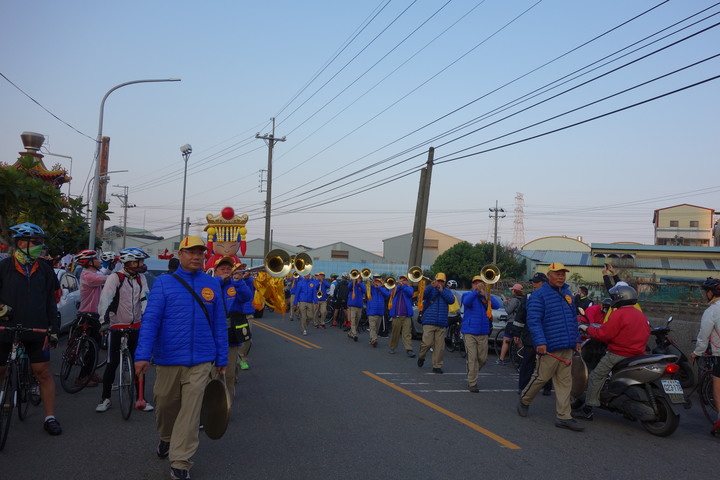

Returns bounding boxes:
[406,350,416,358]
[432,367,443,374]
[542,389,552,396]
[517,401,529,417]
[157,440,170,458]
[469,385,479,393]
[555,418,585,432]
[170,467,190,479]
[44,418,62,436]
[417,357,425,368]
[571,406,594,421]
[354,335,358,342]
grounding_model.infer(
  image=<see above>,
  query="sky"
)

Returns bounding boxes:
[1,0,719,255]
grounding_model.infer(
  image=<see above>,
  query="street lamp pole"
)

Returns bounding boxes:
[88,78,181,251]
[179,144,192,239]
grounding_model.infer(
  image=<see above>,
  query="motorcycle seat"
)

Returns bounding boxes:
[613,353,678,370]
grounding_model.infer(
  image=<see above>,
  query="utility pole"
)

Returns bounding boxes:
[408,147,434,269]
[256,118,286,256]
[111,185,136,248]
[489,200,505,264]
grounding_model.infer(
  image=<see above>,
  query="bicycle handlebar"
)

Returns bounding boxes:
[0,325,50,334]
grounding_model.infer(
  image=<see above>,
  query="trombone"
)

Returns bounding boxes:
[407,266,430,283]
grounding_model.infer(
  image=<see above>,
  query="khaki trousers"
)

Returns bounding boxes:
[368,315,382,343]
[349,306,362,337]
[389,316,413,351]
[419,324,446,368]
[154,362,213,471]
[520,348,574,419]
[464,334,488,387]
[314,301,327,326]
[298,302,314,331]
[239,316,253,361]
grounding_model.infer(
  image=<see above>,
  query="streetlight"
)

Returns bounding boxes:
[88,78,181,251]
[179,144,192,239]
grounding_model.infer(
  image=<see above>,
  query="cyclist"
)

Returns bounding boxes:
[96,247,152,413]
[0,222,62,435]
[690,277,720,435]
[74,249,108,386]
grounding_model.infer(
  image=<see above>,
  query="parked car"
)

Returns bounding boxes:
[55,269,80,333]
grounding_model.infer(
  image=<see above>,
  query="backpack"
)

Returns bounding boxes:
[104,272,143,322]
[335,280,349,301]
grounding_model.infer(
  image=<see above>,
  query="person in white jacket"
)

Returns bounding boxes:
[691,277,720,435]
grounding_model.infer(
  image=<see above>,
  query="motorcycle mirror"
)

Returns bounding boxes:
[667,316,673,325]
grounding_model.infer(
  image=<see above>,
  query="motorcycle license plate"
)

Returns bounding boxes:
[661,379,683,395]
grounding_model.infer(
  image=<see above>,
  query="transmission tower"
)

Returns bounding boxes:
[512,192,525,248]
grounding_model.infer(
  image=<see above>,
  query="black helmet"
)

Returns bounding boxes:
[609,284,637,308]
[601,297,612,307]
[702,277,720,296]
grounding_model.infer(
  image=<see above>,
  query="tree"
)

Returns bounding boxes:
[431,241,526,288]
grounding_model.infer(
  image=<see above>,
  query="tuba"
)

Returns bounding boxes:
[349,269,361,281]
[265,249,293,278]
[407,266,427,283]
[360,268,372,281]
[293,252,313,276]
[383,276,396,290]
[479,264,501,285]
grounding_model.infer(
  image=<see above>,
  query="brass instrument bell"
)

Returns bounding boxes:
[479,264,501,285]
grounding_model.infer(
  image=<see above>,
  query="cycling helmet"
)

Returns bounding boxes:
[701,277,720,296]
[9,222,46,239]
[601,297,612,307]
[118,248,144,264]
[447,279,458,289]
[124,247,149,259]
[74,249,98,266]
[609,284,637,308]
[100,251,116,262]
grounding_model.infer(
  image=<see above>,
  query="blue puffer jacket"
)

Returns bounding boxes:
[136,266,228,367]
[461,290,491,335]
[217,277,252,314]
[388,285,414,317]
[421,286,455,327]
[238,277,256,314]
[347,281,366,308]
[366,285,390,316]
[526,282,579,352]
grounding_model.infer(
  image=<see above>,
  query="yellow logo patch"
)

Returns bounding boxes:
[227,286,236,297]
[201,287,215,301]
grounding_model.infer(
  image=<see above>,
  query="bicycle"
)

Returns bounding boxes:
[444,315,465,356]
[687,352,718,425]
[59,313,100,393]
[110,324,138,421]
[0,323,49,451]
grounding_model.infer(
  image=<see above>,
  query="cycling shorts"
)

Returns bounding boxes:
[0,338,49,366]
[713,358,720,378]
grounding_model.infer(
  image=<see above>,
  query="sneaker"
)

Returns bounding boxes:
[571,405,594,421]
[370,340,378,348]
[320,324,326,329]
[493,359,506,365]
[43,417,62,435]
[95,398,111,413]
[170,467,190,479]
[469,385,480,393]
[388,348,396,354]
[156,440,170,458]
[313,325,319,329]
[406,350,416,358]
[239,361,249,370]
[542,389,552,396]
[302,330,307,336]
[417,357,425,368]
[331,321,337,327]
[432,367,444,374]
[142,403,155,412]
[517,401,529,417]
[555,418,585,432]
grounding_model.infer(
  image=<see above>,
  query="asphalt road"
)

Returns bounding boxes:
[2,311,718,479]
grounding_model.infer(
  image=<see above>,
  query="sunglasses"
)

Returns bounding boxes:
[19,238,44,246]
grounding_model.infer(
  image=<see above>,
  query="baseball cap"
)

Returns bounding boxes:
[547,262,569,273]
[511,283,524,291]
[398,274,408,280]
[179,236,207,251]
[317,272,325,276]
[531,272,548,283]
[435,273,447,281]
[214,256,235,268]
[471,275,483,283]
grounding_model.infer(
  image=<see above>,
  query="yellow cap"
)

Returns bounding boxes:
[214,256,235,267]
[471,275,483,283]
[547,262,569,273]
[179,236,207,251]
[435,272,447,281]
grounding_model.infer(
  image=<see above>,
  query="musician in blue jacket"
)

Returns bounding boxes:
[347,276,366,342]
[388,274,416,357]
[366,275,390,347]
[135,236,228,479]
[461,275,493,392]
[417,273,455,373]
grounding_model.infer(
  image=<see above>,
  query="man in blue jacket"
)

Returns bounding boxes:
[347,276,366,341]
[366,275,390,347]
[517,263,583,432]
[417,273,455,373]
[388,274,416,357]
[461,275,492,392]
[135,236,228,480]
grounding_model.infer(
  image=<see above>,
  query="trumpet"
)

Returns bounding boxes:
[316,288,324,299]
[383,276,396,290]
[479,264,501,285]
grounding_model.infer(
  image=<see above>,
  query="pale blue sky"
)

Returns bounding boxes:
[2,0,718,253]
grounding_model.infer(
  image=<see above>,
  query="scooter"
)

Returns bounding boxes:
[649,316,695,389]
[574,326,688,437]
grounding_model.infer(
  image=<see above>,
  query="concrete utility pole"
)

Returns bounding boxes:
[489,200,505,264]
[256,118,286,256]
[408,147,434,269]
[111,185,136,248]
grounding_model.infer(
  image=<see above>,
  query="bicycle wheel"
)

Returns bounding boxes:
[494,329,504,358]
[699,371,717,424]
[29,376,41,406]
[60,336,99,394]
[17,358,31,421]
[96,331,109,368]
[509,343,522,372]
[118,350,135,421]
[0,364,17,451]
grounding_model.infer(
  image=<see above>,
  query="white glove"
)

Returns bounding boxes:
[578,324,589,333]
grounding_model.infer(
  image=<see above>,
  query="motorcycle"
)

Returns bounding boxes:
[649,316,695,389]
[574,325,688,437]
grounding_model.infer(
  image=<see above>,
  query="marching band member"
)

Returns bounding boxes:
[366,275,390,347]
[347,275,366,341]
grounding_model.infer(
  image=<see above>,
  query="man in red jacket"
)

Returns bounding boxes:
[576,284,650,420]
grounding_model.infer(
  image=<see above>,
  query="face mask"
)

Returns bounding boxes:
[14,244,44,263]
